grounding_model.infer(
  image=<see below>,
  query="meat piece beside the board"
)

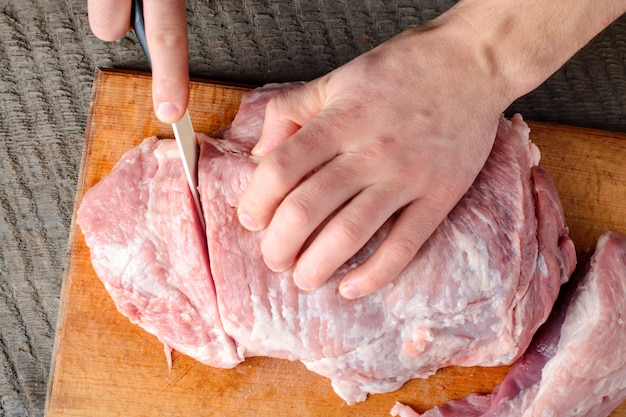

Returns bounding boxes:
[198,83,576,404]
[77,138,243,369]
[391,231,626,417]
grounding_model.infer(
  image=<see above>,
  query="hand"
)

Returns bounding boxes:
[237,22,515,300]
[88,0,189,123]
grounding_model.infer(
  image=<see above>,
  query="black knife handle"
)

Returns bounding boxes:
[130,0,152,68]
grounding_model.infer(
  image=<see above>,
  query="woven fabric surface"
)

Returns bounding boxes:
[0,1,624,416]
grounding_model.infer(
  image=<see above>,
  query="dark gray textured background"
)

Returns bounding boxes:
[0,1,624,416]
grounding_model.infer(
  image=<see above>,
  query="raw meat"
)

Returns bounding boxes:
[391,231,626,417]
[198,84,576,403]
[77,83,576,405]
[77,138,242,368]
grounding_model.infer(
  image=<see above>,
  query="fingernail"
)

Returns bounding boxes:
[293,271,312,292]
[238,212,259,231]
[340,284,360,300]
[156,102,180,123]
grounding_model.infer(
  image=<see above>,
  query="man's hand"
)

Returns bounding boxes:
[237,23,511,300]
[88,0,189,123]
[237,0,626,300]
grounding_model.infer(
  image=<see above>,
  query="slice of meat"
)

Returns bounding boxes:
[392,231,626,417]
[197,83,576,403]
[77,137,242,369]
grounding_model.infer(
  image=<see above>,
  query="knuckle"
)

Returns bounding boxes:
[367,135,399,157]
[262,151,293,185]
[367,272,394,293]
[150,30,186,50]
[351,136,423,184]
[281,194,314,229]
[429,177,467,211]
[333,215,369,248]
[386,234,421,265]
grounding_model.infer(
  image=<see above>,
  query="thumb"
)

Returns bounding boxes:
[252,80,326,157]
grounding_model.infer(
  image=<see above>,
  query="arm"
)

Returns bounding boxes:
[87,0,189,123]
[237,0,626,299]
[449,0,626,99]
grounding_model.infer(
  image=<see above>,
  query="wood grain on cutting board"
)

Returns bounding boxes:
[46,68,626,417]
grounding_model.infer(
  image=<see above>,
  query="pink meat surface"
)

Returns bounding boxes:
[77,138,242,368]
[197,83,576,403]
[392,231,626,417]
[78,83,576,405]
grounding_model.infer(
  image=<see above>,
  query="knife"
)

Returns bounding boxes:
[130,0,205,230]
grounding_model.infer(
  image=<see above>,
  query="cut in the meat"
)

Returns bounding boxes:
[391,231,626,417]
[77,82,576,405]
[77,138,242,369]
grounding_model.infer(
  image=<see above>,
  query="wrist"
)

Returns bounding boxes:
[437,0,626,102]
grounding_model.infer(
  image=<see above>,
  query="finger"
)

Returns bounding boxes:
[88,0,132,41]
[259,153,370,274]
[237,110,344,232]
[143,0,189,123]
[338,191,457,299]
[291,182,409,292]
[252,81,325,157]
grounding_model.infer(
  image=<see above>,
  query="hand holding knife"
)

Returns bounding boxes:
[130,0,205,230]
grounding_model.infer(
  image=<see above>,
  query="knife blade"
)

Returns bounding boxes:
[172,109,204,229]
[130,0,205,230]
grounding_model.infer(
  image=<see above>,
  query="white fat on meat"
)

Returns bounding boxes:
[392,231,626,417]
[77,138,242,369]
[198,83,576,403]
[78,83,576,404]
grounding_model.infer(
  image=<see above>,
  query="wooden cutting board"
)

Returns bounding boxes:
[46,68,626,417]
